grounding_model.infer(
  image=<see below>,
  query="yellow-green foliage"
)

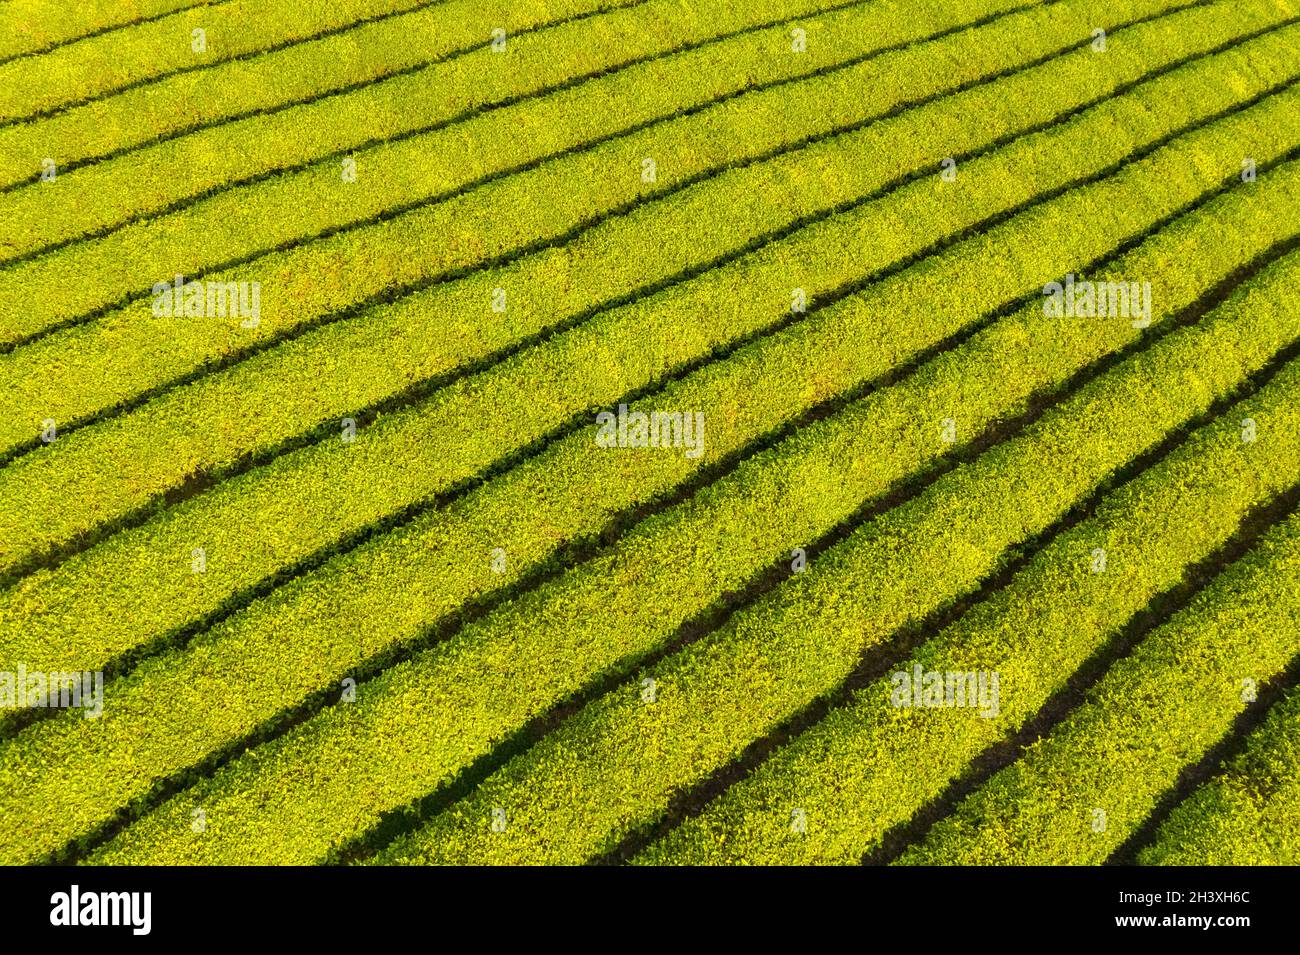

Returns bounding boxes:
[0,0,865,248]
[3,0,1292,552]
[3,0,1300,870]
[0,0,653,189]
[3,15,1298,660]
[2,99,1297,867]
[380,256,1300,866]
[0,1,213,61]
[1139,688,1300,865]
[73,179,1300,868]
[0,0,1072,340]
[0,0,1201,357]
[639,264,1300,870]
[900,502,1300,865]
[5,74,1281,862]
[0,0,441,123]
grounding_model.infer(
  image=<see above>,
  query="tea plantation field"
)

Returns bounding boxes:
[1,0,1298,865]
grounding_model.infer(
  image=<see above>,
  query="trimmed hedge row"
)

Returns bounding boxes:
[382,256,1300,866]
[2,21,1296,592]
[0,0,1196,359]
[1139,688,1300,865]
[0,0,657,189]
[11,85,1295,868]
[641,258,1300,865]
[900,503,1300,865]
[2,56,1295,700]
[63,172,1300,868]
[0,0,870,249]
[0,0,214,62]
[0,0,442,124]
[2,0,1283,508]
